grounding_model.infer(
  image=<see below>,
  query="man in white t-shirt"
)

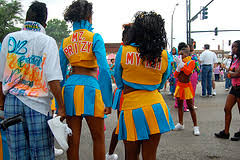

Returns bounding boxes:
[200,44,218,96]
[0,2,65,159]
[223,53,232,90]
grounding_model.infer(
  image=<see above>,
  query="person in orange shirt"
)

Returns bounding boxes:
[173,42,200,136]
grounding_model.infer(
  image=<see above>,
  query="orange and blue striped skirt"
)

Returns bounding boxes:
[115,89,175,141]
[174,82,194,100]
[62,75,105,118]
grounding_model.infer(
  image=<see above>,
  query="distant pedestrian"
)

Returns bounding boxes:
[214,63,221,81]
[200,44,217,97]
[215,40,240,141]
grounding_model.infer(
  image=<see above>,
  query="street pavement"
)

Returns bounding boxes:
[56,81,240,160]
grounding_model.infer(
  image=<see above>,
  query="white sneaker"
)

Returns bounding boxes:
[194,106,197,109]
[106,153,118,160]
[168,92,172,95]
[48,116,72,151]
[193,126,200,136]
[174,123,184,131]
[225,88,229,91]
[212,91,216,96]
[54,147,63,157]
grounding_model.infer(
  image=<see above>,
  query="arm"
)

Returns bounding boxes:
[0,37,8,110]
[48,80,65,119]
[180,60,195,75]
[159,51,172,89]
[0,82,4,111]
[114,46,124,89]
[93,33,112,114]
[229,65,240,78]
[174,70,180,78]
[213,53,218,68]
[59,41,69,87]
[43,38,65,119]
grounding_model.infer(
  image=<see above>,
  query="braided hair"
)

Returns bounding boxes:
[130,11,167,67]
[64,0,93,23]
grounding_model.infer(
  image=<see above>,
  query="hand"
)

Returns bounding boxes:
[174,56,181,64]
[104,107,112,115]
[176,66,181,72]
[57,106,66,121]
[179,61,185,69]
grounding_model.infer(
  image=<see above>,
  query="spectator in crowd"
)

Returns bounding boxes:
[200,44,217,97]
[223,53,232,91]
[214,63,221,81]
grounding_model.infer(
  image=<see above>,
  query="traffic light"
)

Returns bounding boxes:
[214,27,218,36]
[202,7,208,20]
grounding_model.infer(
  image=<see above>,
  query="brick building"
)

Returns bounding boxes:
[105,43,228,61]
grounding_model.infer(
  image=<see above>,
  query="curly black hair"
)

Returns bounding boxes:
[233,40,240,58]
[129,11,167,67]
[64,0,93,23]
[178,42,188,51]
[122,23,135,45]
[26,1,47,26]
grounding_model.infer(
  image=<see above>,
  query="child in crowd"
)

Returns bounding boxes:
[174,42,200,136]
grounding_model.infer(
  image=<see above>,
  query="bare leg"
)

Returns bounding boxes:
[108,110,120,154]
[66,116,83,160]
[224,94,237,134]
[123,140,140,160]
[85,116,105,160]
[186,99,197,126]
[237,98,240,114]
[212,80,215,90]
[142,134,161,160]
[108,128,118,154]
[177,98,184,125]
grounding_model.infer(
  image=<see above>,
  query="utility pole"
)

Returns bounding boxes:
[186,0,215,44]
[171,3,179,49]
[186,0,189,44]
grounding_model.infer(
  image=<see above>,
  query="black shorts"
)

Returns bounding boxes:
[229,86,240,98]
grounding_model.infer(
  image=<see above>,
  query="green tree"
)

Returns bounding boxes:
[45,19,71,45]
[0,0,23,42]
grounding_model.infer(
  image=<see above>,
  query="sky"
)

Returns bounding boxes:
[20,0,240,51]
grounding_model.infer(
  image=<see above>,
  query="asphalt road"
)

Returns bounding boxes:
[56,81,240,160]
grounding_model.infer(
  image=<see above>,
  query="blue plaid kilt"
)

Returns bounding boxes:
[4,94,54,160]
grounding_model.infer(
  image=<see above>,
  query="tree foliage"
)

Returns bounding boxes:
[0,0,23,42]
[45,19,71,45]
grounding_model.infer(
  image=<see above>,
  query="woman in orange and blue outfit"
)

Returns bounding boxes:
[173,42,200,136]
[59,1,112,160]
[114,12,174,160]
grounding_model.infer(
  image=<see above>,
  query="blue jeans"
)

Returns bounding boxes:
[201,65,212,95]
[225,77,232,89]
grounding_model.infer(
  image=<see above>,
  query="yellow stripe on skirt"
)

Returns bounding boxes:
[116,90,175,141]
[62,85,105,118]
